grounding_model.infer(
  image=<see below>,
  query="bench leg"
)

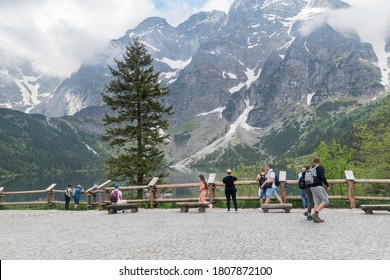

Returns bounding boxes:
[180,206,189,213]
[131,207,138,213]
[262,208,269,213]
[198,207,206,213]
[285,208,290,213]
[108,209,117,214]
[364,209,373,214]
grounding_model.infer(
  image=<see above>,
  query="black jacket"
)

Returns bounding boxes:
[223,175,237,191]
[313,165,329,187]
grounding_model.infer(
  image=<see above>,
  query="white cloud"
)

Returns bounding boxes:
[0,0,158,77]
[299,0,390,85]
[300,0,390,44]
[0,0,232,78]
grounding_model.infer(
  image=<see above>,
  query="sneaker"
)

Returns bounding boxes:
[304,212,308,217]
[227,210,230,212]
[235,210,238,212]
[208,204,213,208]
[307,216,314,221]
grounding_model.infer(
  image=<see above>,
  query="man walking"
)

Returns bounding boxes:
[308,157,330,223]
[261,164,283,204]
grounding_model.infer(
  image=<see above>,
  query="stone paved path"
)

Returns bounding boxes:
[0,208,389,260]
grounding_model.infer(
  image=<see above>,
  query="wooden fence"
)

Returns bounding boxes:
[1,171,390,209]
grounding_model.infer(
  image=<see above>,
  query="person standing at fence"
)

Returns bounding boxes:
[73,185,84,210]
[309,157,330,223]
[298,167,308,209]
[260,164,284,204]
[64,184,72,210]
[198,174,208,203]
[222,169,238,212]
[256,167,267,209]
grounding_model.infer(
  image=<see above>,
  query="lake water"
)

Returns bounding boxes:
[0,167,302,202]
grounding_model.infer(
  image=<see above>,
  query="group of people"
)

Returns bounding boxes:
[66,157,330,222]
[64,184,84,210]
[197,157,330,223]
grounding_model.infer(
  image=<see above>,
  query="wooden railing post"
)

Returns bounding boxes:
[148,177,159,209]
[85,184,98,208]
[279,171,287,203]
[208,173,216,205]
[345,170,356,208]
[0,187,4,205]
[46,184,56,209]
[95,180,111,208]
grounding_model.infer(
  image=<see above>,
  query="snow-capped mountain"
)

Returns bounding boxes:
[1,0,389,168]
[0,62,61,114]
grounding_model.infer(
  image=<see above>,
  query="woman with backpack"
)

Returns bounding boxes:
[256,167,267,209]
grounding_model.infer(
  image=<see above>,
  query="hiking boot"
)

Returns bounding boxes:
[313,213,324,223]
[304,212,308,217]
[307,216,314,221]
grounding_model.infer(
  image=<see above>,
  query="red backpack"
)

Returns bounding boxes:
[110,190,118,203]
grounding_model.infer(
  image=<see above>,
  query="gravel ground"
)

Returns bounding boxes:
[0,208,389,260]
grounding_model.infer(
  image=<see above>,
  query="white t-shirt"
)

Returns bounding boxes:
[112,189,124,204]
[267,169,276,188]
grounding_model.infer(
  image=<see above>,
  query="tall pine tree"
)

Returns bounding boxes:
[102,39,173,193]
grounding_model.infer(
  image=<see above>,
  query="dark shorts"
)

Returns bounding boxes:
[74,197,80,204]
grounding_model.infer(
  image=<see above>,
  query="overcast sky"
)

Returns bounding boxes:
[0,0,388,78]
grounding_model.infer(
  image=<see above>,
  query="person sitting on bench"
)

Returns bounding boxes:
[110,183,126,205]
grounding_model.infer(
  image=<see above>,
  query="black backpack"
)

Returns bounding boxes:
[298,174,306,189]
[258,174,266,187]
[274,174,281,187]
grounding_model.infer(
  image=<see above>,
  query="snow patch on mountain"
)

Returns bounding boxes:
[83,142,98,155]
[245,67,261,88]
[307,92,316,105]
[0,69,54,113]
[66,93,84,115]
[197,107,225,117]
[223,71,238,79]
[171,99,255,169]
[14,75,42,113]
[157,57,192,70]
[229,66,261,94]
[157,57,192,83]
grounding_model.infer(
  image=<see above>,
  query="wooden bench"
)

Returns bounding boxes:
[106,203,139,214]
[361,204,390,214]
[262,203,293,213]
[176,202,209,213]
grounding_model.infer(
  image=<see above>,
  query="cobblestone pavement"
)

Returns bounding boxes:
[0,208,389,260]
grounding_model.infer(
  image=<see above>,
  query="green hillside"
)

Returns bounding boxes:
[0,108,106,177]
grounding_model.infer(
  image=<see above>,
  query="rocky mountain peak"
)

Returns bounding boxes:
[308,0,349,9]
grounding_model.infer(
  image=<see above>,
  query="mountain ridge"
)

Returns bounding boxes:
[1,0,389,172]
